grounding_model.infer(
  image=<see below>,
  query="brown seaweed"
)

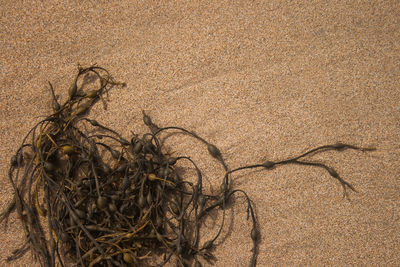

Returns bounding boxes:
[1,65,375,267]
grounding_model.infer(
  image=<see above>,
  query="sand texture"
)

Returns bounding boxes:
[1,1,399,266]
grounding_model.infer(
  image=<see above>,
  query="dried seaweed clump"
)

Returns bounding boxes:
[1,65,375,267]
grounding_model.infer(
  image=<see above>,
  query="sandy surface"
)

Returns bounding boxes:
[1,1,399,266]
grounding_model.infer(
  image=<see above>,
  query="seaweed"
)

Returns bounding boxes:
[1,65,375,267]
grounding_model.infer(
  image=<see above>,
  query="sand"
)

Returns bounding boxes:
[1,1,399,266]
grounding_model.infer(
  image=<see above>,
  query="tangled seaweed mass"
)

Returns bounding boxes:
[1,66,375,267]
